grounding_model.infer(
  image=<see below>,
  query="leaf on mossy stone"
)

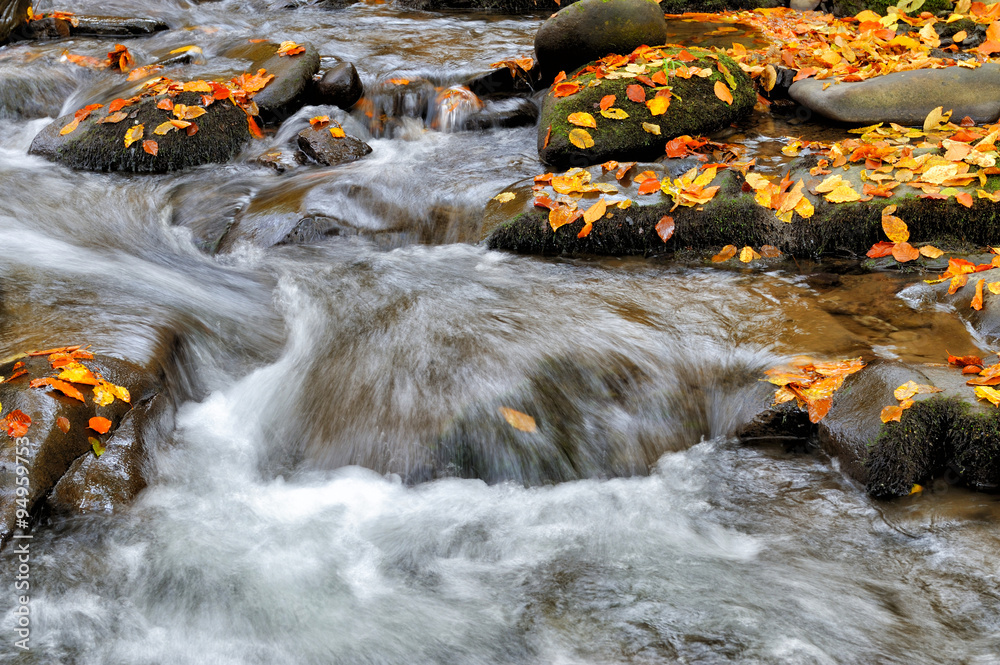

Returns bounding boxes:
[824,183,860,203]
[713,81,733,105]
[124,124,144,147]
[880,405,904,423]
[739,246,761,263]
[567,112,596,128]
[568,128,594,149]
[600,95,615,111]
[655,216,674,242]
[892,241,919,263]
[642,122,660,135]
[646,96,669,116]
[712,245,737,262]
[601,108,628,120]
[975,385,1000,407]
[919,245,944,258]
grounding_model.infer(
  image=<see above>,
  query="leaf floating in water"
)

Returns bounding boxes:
[89,417,112,434]
[498,407,536,433]
[493,192,516,203]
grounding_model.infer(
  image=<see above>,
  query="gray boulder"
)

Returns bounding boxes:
[315,62,363,110]
[222,40,321,123]
[789,64,1000,126]
[534,0,668,81]
[296,125,372,165]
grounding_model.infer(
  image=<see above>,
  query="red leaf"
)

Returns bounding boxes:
[1,409,31,437]
[638,178,661,195]
[956,191,974,208]
[655,216,675,242]
[626,84,646,103]
[247,115,263,139]
[866,241,896,258]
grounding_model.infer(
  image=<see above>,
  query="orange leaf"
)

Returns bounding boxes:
[867,242,895,258]
[57,362,99,385]
[310,115,330,128]
[712,245,737,262]
[552,82,580,98]
[713,81,733,105]
[1,409,31,437]
[919,245,944,259]
[88,416,112,434]
[583,198,607,224]
[626,84,646,103]
[553,71,566,85]
[760,245,781,258]
[498,406,536,433]
[548,205,583,231]
[57,416,70,433]
[655,216,675,242]
[956,191,974,208]
[568,128,594,149]
[60,118,81,135]
[543,125,551,149]
[676,49,697,62]
[646,95,669,116]
[142,140,158,156]
[882,214,909,243]
[30,377,86,402]
[276,41,306,57]
[973,278,985,310]
[638,178,661,195]
[880,405,904,423]
[329,126,346,138]
[600,95,615,111]
[97,111,128,124]
[948,352,983,367]
[248,115,263,139]
[567,112,596,128]
[892,241,920,263]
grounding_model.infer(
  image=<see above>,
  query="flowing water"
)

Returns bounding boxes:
[1,2,1000,663]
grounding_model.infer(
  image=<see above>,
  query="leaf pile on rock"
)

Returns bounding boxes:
[764,356,866,423]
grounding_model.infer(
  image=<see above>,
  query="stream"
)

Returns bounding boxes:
[1,1,1000,663]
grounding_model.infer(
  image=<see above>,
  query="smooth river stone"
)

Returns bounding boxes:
[788,64,1000,125]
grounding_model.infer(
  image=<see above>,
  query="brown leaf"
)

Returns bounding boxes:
[655,216,675,242]
[56,416,70,433]
[712,245,737,262]
[498,406,536,432]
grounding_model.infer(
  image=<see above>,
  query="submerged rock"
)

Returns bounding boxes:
[314,61,364,110]
[789,64,1000,126]
[296,125,372,165]
[0,353,161,549]
[29,92,252,173]
[537,48,755,169]
[223,40,321,123]
[534,0,668,81]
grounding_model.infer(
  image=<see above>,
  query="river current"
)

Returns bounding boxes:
[1,1,999,663]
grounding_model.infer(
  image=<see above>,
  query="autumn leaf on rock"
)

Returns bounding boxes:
[309,115,330,128]
[493,192,516,203]
[626,84,646,103]
[248,116,264,139]
[329,126,346,138]
[923,106,953,133]
[60,118,81,135]
[498,406,536,433]
[975,385,1000,407]
[600,95,615,111]
[276,41,306,57]
[58,362,99,385]
[29,377,85,402]
[892,241,920,263]
[90,437,105,457]
[552,82,580,98]
[880,405,905,423]
[143,140,158,156]
[646,96,669,116]
[714,80,734,105]
[739,246,761,263]
[89,417,112,434]
[57,416,70,433]
[124,124,144,148]
[825,183,861,203]
[1,409,31,437]
[712,245,737,262]
[972,278,985,310]
[567,112,596,128]
[173,104,207,121]
[894,380,943,401]
[600,108,629,120]
[919,245,944,258]
[98,111,128,124]
[763,357,865,423]
[655,216,675,242]
[568,128,594,149]
[642,122,660,135]
[881,206,908,242]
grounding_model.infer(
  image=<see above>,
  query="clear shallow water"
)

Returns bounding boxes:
[1,2,999,663]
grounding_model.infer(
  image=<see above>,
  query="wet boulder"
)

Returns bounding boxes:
[0,0,29,43]
[314,62,363,110]
[904,267,1000,347]
[0,352,159,549]
[296,125,372,166]
[396,0,564,12]
[0,57,80,120]
[537,48,755,169]
[29,92,252,173]
[534,0,668,81]
[223,40,321,123]
[789,64,1000,126]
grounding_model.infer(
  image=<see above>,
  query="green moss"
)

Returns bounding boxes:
[949,409,1000,490]
[538,48,756,169]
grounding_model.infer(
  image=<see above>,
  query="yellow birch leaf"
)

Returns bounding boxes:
[567,112,596,128]
[600,108,629,120]
[568,128,594,149]
[989,281,1000,295]
[583,198,607,224]
[493,192,516,203]
[793,196,814,219]
[919,245,944,258]
[124,124,144,147]
[739,246,761,263]
[642,122,660,135]
[975,385,1000,406]
[154,121,177,135]
[824,183,861,203]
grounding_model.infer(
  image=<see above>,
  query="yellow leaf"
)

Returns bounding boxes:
[329,127,346,138]
[60,118,80,135]
[880,405,904,423]
[641,122,660,135]
[824,183,861,203]
[922,106,952,133]
[712,244,737,262]
[124,124,144,147]
[814,174,844,193]
[738,246,761,263]
[493,192,516,203]
[154,121,177,135]
[989,281,1000,295]
[498,406,536,432]
[793,196,814,219]
[568,128,594,149]
[975,385,1000,407]
[919,245,944,258]
[893,380,942,401]
[57,362,99,385]
[173,104,207,120]
[583,198,607,224]
[600,108,629,120]
[90,437,105,457]
[908,484,923,495]
[646,96,669,116]
[882,214,909,243]
[567,112,596,128]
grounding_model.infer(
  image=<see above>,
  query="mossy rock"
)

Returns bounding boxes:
[534,0,668,80]
[28,92,252,173]
[829,0,952,17]
[483,154,1000,257]
[537,49,756,169]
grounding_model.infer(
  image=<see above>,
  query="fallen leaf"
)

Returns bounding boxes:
[142,140,158,156]
[57,362,98,385]
[57,416,70,433]
[655,216,675,242]
[600,95,615,111]
[760,245,781,258]
[552,82,580,98]
[923,106,952,132]
[825,183,861,203]
[1,409,31,437]
[948,352,983,367]
[642,122,660,135]
[568,128,594,149]
[714,80,734,105]
[276,40,306,57]
[880,405,904,423]
[124,124,144,148]
[567,112,596,128]
[882,213,909,243]
[739,246,761,263]
[493,192,516,203]
[29,377,85,402]
[975,385,1000,406]
[894,380,943,401]
[712,244,737,262]
[248,116,264,139]
[626,84,646,103]
[90,437,105,457]
[973,278,985,310]
[638,178,661,195]
[892,241,920,263]
[600,108,629,120]
[89,416,112,434]
[919,245,944,258]
[310,115,330,128]
[956,191,974,208]
[646,96,669,116]
[329,126,346,138]
[498,406,536,432]
[583,198,607,224]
